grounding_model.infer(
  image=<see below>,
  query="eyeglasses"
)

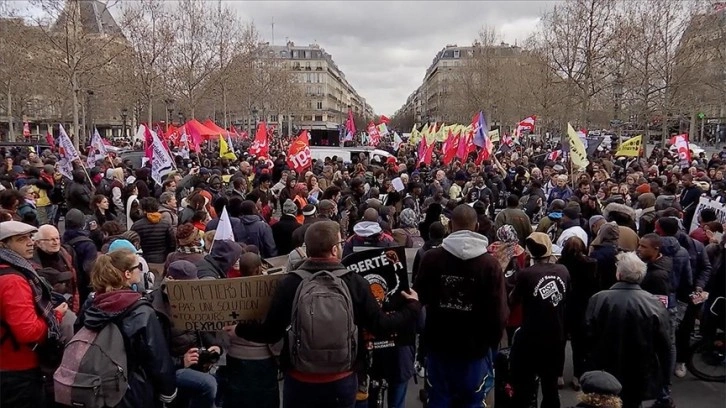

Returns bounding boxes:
[36,238,61,243]
[129,264,142,272]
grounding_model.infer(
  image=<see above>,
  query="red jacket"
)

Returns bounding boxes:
[0,274,49,371]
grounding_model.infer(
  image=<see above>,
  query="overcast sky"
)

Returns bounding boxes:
[230,1,556,116]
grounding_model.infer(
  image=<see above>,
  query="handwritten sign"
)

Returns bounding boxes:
[342,246,409,349]
[689,196,726,233]
[166,274,284,331]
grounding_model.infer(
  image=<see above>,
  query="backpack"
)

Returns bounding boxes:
[402,229,425,248]
[288,269,358,374]
[54,301,145,408]
[62,236,94,273]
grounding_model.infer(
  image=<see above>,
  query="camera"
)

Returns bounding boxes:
[190,347,220,373]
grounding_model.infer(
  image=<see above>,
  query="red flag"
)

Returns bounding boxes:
[286,131,312,173]
[442,129,459,165]
[249,122,269,157]
[144,125,154,159]
[379,115,390,124]
[344,109,356,142]
[367,122,380,146]
[456,131,471,160]
[46,129,56,150]
[417,138,435,167]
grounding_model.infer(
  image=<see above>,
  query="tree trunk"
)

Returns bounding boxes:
[147,94,153,129]
[72,71,80,149]
[6,87,14,142]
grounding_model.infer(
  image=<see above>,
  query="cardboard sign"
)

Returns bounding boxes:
[166,274,284,331]
[342,246,409,349]
[688,196,726,233]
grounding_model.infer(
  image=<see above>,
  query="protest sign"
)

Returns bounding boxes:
[166,273,284,331]
[689,196,726,233]
[342,246,408,349]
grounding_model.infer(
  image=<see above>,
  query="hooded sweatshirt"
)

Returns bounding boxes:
[413,230,508,359]
[196,240,244,280]
[342,221,395,258]
[82,290,176,408]
[239,214,278,258]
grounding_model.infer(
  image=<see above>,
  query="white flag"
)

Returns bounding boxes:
[393,132,403,151]
[134,124,146,143]
[150,130,174,185]
[214,206,235,241]
[58,124,80,162]
[87,128,108,167]
[57,158,74,180]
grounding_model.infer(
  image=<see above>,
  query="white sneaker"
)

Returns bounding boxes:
[674,363,687,378]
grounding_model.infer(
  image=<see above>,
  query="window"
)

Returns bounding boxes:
[306,73,311,83]
[317,73,323,83]
[303,50,309,58]
[270,115,278,122]
[454,50,460,58]
[305,61,311,70]
[316,101,323,110]
[316,62,323,70]
[306,85,312,94]
[292,50,298,58]
[442,61,448,67]
[314,115,323,121]
[317,85,322,95]
[280,50,288,58]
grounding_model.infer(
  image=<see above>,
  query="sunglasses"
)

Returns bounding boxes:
[129,264,142,272]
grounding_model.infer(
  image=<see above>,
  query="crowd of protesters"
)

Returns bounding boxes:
[0,131,723,408]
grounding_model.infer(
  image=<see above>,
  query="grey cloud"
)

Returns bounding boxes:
[231,1,557,115]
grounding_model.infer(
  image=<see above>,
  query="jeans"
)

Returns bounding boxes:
[659,302,685,401]
[0,368,46,408]
[283,373,358,408]
[387,381,408,408]
[426,352,493,408]
[223,356,279,408]
[511,343,562,408]
[676,301,700,363]
[176,368,217,408]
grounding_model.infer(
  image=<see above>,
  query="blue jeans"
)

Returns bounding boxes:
[387,381,407,408]
[176,368,217,408]
[283,373,357,408]
[659,302,685,402]
[426,352,494,408]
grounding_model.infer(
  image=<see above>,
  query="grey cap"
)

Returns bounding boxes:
[0,221,38,241]
[580,370,622,396]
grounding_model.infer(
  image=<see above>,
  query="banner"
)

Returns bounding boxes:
[671,134,691,167]
[166,274,284,331]
[87,128,108,167]
[287,130,312,173]
[342,246,408,349]
[567,123,589,169]
[249,122,269,157]
[689,196,726,233]
[58,124,80,162]
[150,130,174,185]
[219,134,237,160]
[367,122,380,146]
[614,135,643,157]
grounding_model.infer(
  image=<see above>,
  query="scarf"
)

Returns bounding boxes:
[177,245,205,254]
[0,248,61,342]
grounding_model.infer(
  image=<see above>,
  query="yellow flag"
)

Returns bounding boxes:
[409,123,420,145]
[219,135,237,160]
[567,123,589,169]
[614,135,643,157]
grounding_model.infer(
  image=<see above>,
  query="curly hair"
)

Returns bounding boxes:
[578,393,622,408]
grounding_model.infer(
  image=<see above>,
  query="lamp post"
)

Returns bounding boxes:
[120,108,128,139]
[251,107,259,131]
[164,99,174,131]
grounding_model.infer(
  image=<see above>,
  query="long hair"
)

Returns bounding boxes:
[91,249,137,293]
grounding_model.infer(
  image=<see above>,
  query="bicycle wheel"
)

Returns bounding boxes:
[687,337,726,382]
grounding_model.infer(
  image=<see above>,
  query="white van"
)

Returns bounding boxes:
[309,146,394,164]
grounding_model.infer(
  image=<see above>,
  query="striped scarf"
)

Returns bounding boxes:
[177,245,205,255]
[0,248,61,343]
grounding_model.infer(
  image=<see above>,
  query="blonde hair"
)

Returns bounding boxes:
[91,249,137,293]
[204,230,215,250]
[578,392,622,408]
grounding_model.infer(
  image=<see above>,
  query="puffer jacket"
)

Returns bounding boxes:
[130,213,176,264]
[659,236,692,308]
[82,290,176,408]
[196,240,244,280]
[238,215,278,258]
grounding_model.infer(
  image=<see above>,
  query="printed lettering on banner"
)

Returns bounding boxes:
[166,274,284,331]
[150,131,174,185]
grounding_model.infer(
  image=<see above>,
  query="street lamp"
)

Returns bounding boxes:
[251,107,259,130]
[120,108,128,139]
[164,98,174,131]
[178,112,185,125]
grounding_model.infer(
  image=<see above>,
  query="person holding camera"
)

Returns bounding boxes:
[150,260,222,408]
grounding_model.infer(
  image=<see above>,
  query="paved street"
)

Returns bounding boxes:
[402,342,726,407]
[273,348,722,407]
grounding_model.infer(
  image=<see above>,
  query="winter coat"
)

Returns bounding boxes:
[62,229,98,304]
[131,213,176,264]
[675,231,711,291]
[659,236,692,308]
[81,290,176,408]
[585,283,671,402]
[238,215,278,258]
[67,178,93,215]
[494,208,533,247]
[271,215,301,256]
[559,255,598,338]
[642,256,671,303]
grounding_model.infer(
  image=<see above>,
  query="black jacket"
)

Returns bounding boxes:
[130,215,176,264]
[271,215,301,256]
[642,256,671,299]
[585,282,671,402]
[235,258,421,372]
[67,178,93,215]
[82,290,176,408]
